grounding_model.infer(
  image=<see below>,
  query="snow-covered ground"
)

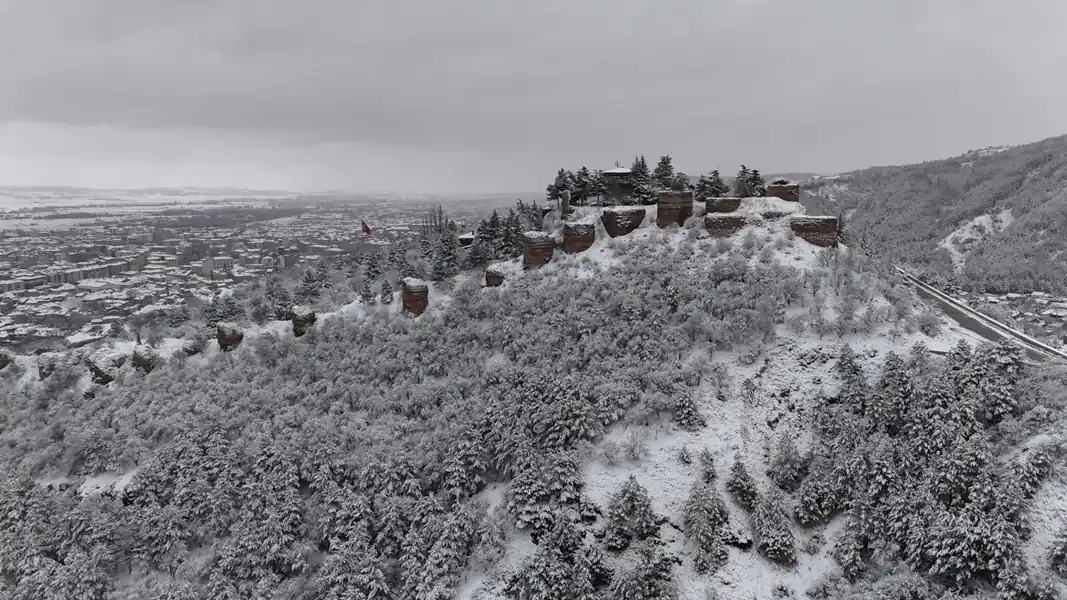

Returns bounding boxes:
[456,204,1000,600]
[938,209,1014,272]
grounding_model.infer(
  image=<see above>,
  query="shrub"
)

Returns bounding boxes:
[677,445,692,465]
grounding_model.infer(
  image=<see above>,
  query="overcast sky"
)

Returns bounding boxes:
[2,0,1067,193]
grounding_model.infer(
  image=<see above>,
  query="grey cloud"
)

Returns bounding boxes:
[2,0,1067,190]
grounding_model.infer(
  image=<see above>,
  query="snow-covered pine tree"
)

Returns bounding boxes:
[698,448,717,484]
[264,277,293,319]
[749,169,767,196]
[630,155,651,185]
[362,253,382,283]
[574,166,593,205]
[726,455,758,511]
[296,268,322,304]
[546,168,575,203]
[734,165,752,197]
[695,169,729,200]
[499,210,524,258]
[869,351,913,436]
[1049,527,1067,576]
[603,476,660,551]
[752,489,796,565]
[360,279,376,305]
[466,218,494,268]
[379,278,394,305]
[652,155,675,189]
[672,392,707,431]
[432,228,460,281]
[682,483,730,574]
[767,435,807,492]
[835,344,869,415]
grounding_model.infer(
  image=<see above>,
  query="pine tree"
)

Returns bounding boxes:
[498,210,523,259]
[1049,527,1067,576]
[604,476,660,551]
[673,393,707,431]
[432,228,460,281]
[264,277,293,319]
[869,352,913,436]
[695,170,729,200]
[630,155,651,185]
[574,166,593,206]
[698,448,717,484]
[767,436,806,492]
[379,278,394,304]
[726,455,758,511]
[362,253,382,283]
[205,294,243,327]
[360,279,376,305]
[734,165,752,197]
[546,168,575,202]
[749,169,767,196]
[467,218,495,268]
[296,268,322,304]
[752,489,796,565]
[836,344,869,415]
[652,155,675,189]
[682,483,730,574]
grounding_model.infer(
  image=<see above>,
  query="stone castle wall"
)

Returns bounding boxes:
[522,232,555,269]
[789,216,839,247]
[562,223,596,254]
[656,191,694,228]
[602,207,646,237]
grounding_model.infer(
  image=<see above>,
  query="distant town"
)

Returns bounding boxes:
[0,188,528,353]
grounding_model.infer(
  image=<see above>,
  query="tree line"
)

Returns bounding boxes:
[546,156,772,205]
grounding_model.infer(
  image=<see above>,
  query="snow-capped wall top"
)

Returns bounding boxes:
[291,305,315,319]
[734,197,806,218]
[402,277,427,291]
[603,206,646,214]
[522,230,553,240]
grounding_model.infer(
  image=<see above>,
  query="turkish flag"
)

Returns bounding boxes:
[361,220,372,235]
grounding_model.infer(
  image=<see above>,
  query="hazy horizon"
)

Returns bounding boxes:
[4,1,1067,194]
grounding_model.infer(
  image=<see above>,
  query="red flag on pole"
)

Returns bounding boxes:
[361,220,372,235]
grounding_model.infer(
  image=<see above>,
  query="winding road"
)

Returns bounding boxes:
[897,267,1067,364]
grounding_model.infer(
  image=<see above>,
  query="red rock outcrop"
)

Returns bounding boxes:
[217,323,244,352]
[704,214,748,238]
[656,190,694,228]
[86,350,127,385]
[37,354,57,380]
[704,197,743,214]
[291,305,317,337]
[522,232,555,269]
[790,216,839,247]
[0,350,12,371]
[402,278,429,316]
[767,180,800,203]
[484,265,505,287]
[562,223,595,254]
[601,207,646,237]
[132,345,160,373]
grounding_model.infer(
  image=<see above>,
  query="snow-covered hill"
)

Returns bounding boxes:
[2,202,1065,600]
